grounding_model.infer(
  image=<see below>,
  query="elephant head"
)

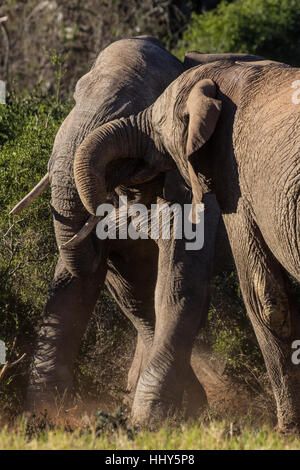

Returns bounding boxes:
[71,52,266,236]
[72,76,222,232]
[10,50,262,273]
[9,37,184,277]
[73,114,171,217]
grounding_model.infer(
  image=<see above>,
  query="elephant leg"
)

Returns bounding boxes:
[184,364,208,419]
[131,266,210,426]
[225,206,300,433]
[127,335,149,396]
[132,194,220,425]
[25,255,107,415]
[105,239,158,402]
[106,239,207,412]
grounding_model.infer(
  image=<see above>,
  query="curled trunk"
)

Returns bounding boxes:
[74,115,147,215]
[51,111,152,276]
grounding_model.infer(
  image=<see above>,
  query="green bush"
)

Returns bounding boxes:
[0,88,71,414]
[174,0,300,66]
[198,271,264,373]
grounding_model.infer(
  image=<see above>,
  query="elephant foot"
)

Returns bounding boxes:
[131,377,207,428]
[131,378,182,429]
[132,399,177,429]
[24,387,77,428]
[184,364,208,419]
[276,406,300,436]
[125,337,150,407]
[277,423,300,436]
[130,360,197,427]
[271,366,300,435]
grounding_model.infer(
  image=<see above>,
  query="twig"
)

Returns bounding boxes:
[2,218,25,239]
[0,353,26,381]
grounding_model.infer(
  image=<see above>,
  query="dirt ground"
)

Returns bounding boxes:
[51,342,276,430]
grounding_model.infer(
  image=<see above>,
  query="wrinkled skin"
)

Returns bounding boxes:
[121,54,300,432]
[26,38,235,425]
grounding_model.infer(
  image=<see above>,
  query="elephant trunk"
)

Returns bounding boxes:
[74,116,145,216]
[55,218,100,277]
[50,153,101,278]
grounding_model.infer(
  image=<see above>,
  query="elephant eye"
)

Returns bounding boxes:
[177,108,189,127]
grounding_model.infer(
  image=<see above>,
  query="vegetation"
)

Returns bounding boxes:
[0,0,190,94]
[0,417,299,450]
[174,0,300,66]
[0,85,66,415]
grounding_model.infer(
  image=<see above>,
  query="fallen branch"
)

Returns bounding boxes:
[0,353,26,381]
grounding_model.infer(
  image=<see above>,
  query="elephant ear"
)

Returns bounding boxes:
[185,79,222,222]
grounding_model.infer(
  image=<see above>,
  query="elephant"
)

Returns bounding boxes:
[59,43,276,424]
[91,52,299,432]
[11,36,236,425]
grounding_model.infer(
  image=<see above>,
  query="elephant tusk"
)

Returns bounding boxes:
[9,173,50,215]
[59,215,101,249]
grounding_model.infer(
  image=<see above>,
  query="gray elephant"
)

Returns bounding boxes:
[88,52,299,432]
[62,44,274,424]
[12,37,234,424]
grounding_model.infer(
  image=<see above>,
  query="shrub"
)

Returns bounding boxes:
[174,0,300,66]
[197,271,264,373]
[0,87,70,415]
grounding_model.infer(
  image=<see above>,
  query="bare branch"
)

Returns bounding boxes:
[0,353,26,381]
